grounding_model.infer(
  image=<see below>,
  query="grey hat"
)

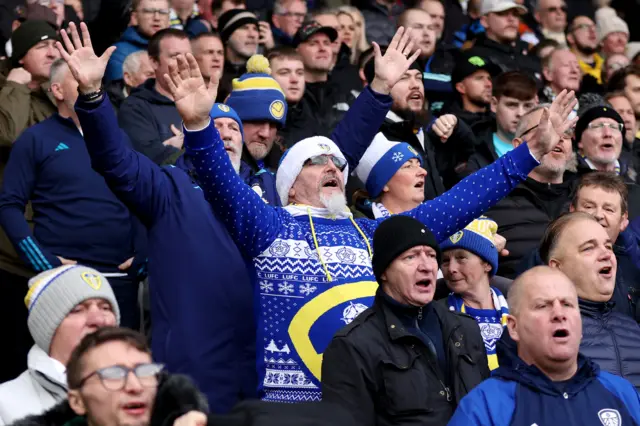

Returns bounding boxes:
[25,265,121,353]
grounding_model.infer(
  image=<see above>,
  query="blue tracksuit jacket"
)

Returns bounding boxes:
[449,345,640,425]
[184,83,540,402]
[75,96,259,414]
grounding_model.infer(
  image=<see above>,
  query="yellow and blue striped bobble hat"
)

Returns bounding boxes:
[440,217,499,276]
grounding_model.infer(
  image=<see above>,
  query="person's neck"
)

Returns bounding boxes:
[460,283,494,310]
[305,69,329,83]
[496,127,514,145]
[27,78,44,91]
[462,97,486,114]
[155,80,174,100]
[486,32,514,47]
[381,194,420,215]
[586,156,617,172]
[226,48,248,66]
[572,48,594,64]
[520,352,578,382]
[58,106,82,130]
[528,167,564,184]
[175,6,192,22]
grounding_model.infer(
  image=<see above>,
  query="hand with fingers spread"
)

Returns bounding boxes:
[369,27,422,95]
[55,21,116,94]
[164,54,219,130]
[527,89,579,160]
[432,114,458,142]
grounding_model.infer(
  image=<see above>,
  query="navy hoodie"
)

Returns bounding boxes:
[118,79,182,165]
[449,337,640,425]
[105,26,149,83]
[76,96,257,413]
[0,114,135,273]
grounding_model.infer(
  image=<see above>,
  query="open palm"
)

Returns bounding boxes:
[56,22,114,92]
[165,54,218,128]
[372,27,422,91]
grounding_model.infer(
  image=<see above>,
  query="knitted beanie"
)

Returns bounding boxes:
[11,20,57,68]
[25,265,121,353]
[226,55,287,127]
[355,133,423,198]
[217,9,258,43]
[440,216,499,276]
[596,7,629,44]
[372,215,441,282]
[276,136,348,206]
[574,105,625,145]
[210,103,244,138]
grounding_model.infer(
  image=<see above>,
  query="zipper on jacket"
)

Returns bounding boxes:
[418,307,423,320]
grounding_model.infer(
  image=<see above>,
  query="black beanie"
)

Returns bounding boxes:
[363,46,422,85]
[11,20,58,68]
[372,215,441,282]
[574,105,625,144]
[217,10,258,43]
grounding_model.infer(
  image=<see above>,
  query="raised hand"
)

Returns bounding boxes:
[432,114,458,142]
[164,54,218,130]
[56,22,116,94]
[369,27,422,95]
[528,89,578,160]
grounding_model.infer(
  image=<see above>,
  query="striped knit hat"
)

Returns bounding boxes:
[226,55,287,127]
[440,217,499,276]
[24,265,120,353]
[355,133,423,198]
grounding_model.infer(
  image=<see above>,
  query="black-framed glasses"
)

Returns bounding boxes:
[572,23,596,32]
[304,155,347,171]
[78,363,164,391]
[546,5,567,13]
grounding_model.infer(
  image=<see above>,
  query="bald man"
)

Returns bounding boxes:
[449,266,640,426]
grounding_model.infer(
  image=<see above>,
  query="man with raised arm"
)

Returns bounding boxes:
[163,31,577,403]
[56,23,411,408]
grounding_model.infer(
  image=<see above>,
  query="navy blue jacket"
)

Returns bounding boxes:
[76,97,257,414]
[580,299,640,391]
[449,341,640,425]
[105,26,149,83]
[118,79,182,165]
[0,113,135,273]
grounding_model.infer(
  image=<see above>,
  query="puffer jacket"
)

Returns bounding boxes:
[579,299,640,391]
[0,345,67,425]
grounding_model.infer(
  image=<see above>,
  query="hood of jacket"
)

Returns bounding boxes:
[119,26,149,48]
[127,79,174,106]
[11,374,209,426]
[494,331,600,397]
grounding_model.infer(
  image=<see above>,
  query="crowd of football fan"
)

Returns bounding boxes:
[1,0,640,424]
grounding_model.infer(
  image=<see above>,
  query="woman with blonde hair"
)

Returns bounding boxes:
[337,6,370,64]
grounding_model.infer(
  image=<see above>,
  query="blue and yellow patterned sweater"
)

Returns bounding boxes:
[184,95,539,403]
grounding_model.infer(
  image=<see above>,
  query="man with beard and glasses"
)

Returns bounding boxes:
[567,16,604,91]
[485,104,578,278]
[176,22,578,404]
[465,0,541,81]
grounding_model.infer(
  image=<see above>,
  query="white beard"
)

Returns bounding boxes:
[319,191,347,216]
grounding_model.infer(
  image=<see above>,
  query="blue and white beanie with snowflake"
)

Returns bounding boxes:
[355,133,423,198]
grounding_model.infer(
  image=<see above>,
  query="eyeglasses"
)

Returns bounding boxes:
[546,5,567,13]
[304,155,347,171]
[572,23,596,32]
[279,11,306,19]
[520,124,575,139]
[587,122,623,132]
[78,363,164,391]
[139,8,170,16]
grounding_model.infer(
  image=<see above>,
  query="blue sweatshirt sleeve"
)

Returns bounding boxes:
[399,142,539,242]
[598,372,640,425]
[330,86,393,171]
[184,120,282,257]
[0,133,62,271]
[448,379,516,426]
[75,96,172,226]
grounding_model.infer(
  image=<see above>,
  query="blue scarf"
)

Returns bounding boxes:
[447,287,509,326]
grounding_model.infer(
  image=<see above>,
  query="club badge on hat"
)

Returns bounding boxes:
[270,100,285,120]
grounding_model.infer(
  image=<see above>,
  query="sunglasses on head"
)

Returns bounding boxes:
[304,155,347,171]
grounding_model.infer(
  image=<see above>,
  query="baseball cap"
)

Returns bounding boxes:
[292,21,338,47]
[480,0,527,16]
[451,54,500,87]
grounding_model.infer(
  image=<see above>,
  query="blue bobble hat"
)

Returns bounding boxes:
[440,217,499,276]
[354,133,423,198]
[210,103,244,138]
[225,55,287,127]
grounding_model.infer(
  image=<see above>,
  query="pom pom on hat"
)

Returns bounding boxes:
[355,133,423,198]
[226,54,287,127]
[440,217,499,276]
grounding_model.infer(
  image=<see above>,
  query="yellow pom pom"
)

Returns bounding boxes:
[246,54,271,75]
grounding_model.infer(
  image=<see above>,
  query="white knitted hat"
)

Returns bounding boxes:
[596,7,629,43]
[25,265,121,353]
[354,133,422,197]
[276,136,349,206]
